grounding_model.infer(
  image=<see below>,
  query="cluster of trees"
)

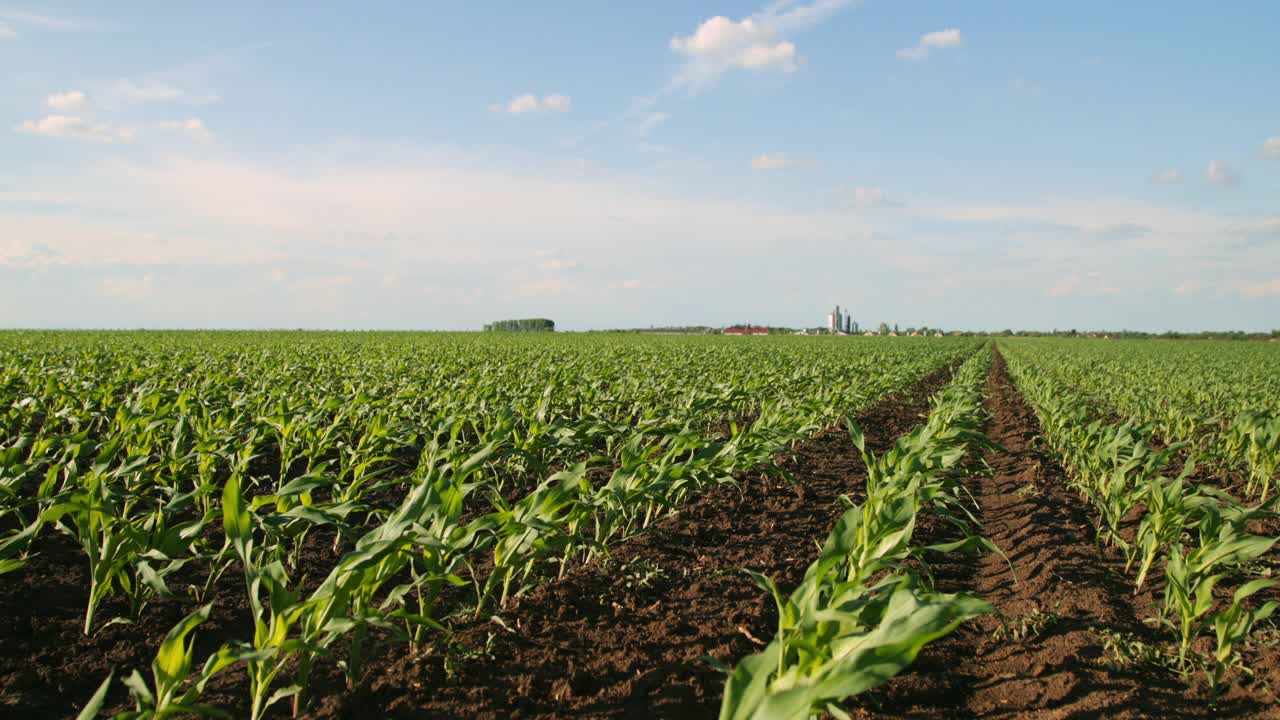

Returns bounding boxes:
[864,323,941,335]
[483,318,556,332]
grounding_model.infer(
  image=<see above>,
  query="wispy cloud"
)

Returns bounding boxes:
[534,248,581,271]
[0,22,15,38]
[750,151,813,170]
[1046,271,1118,298]
[1010,77,1042,96]
[46,90,89,112]
[15,115,132,143]
[97,272,156,301]
[157,117,213,143]
[836,186,898,209]
[1238,278,1280,298]
[106,79,219,106]
[669,0,855,92]
[1205,159,1241,188]
[1150,167,1183,184]
[1262,137,1280,160]
[490,93,571,114]
[0,7,96,31]
[633,112,670,137]
[897,28,963,61]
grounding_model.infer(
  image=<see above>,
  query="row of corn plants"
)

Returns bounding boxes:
[1001,343,1279,690]
[720,346,1006,720]
[0,331,979,718]
[1000,337,1280,502]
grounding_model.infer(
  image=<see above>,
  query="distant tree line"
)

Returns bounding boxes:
[951,329,1280,340]
[483,318,556,332]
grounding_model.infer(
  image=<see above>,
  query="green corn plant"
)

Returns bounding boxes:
[120,489,209,622]
[251,471,357,572]
[1239,413,1280,503]
[1209,579,1279,693]
[477,465,583,615]
[721,576,989,720]
[41,466,140,635]
[397,442,498,649]
[1161,528,1278,668]
[117,604,243,719]
[241,561,308,720]
[77,607,242,720]
[223,472,310,720]
[1130,467,1206,592]
[290,439,499,715]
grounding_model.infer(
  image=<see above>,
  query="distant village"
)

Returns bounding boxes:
[720,305,945,337]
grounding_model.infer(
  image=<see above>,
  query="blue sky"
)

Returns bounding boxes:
[2,1,1278,331]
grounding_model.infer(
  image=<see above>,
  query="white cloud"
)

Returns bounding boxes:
[837,186,897,209]
[634,112,670,137]
[534,249,581,271]
[671,17,797,87]
[158,117,213,142]
[0,190,75,205]
[1150,168,1183,184]
[1046,271,1118,298]
[751,152,803,170]
[97,272,156,301]
[1239,278,1280,298]
[490,93,571,114]
[669,0,853,91]
[512,275,576,298]
[1173,280,1200,296]
[1011,77,1041,96]
[1045,275,1078,297]
[922,197,1231,238]
[619,279,644,290]
[17,112,211,144]
[15,115,131,143]
[46,90,88,111]
[0,8,94,31]
[897,28,963,61]
[107,79,219,105]
[0,23,15,38]
[922,28,964,48]
[1205,159,1240,188]
[1262,137,1280,160]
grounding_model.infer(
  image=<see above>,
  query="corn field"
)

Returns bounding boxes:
[0,332,1277,718]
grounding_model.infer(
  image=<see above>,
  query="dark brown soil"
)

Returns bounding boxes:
[303,365,957,719]
[845,352,1280,719]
